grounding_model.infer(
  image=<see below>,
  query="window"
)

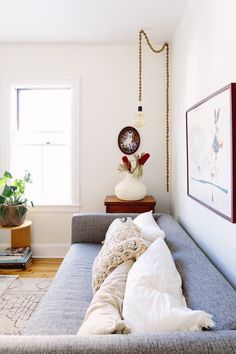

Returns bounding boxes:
[12,87,73,205]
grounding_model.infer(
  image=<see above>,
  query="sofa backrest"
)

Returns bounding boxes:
[158,214,236,331]
[71,213,143,244]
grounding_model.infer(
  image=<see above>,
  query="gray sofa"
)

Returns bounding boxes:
[1,213,236,353]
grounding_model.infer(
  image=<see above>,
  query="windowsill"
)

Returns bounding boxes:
[27,205,82,213]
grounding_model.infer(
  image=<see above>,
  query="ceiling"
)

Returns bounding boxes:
[0,0,188,44]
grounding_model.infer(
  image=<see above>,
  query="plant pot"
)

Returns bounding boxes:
[115,173,147,201]
[0,205,28,227]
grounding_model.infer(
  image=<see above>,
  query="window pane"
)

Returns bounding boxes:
[13,145,72,205]
[43,145,71,205]
[18,88,71,132]
[13,145,43,203]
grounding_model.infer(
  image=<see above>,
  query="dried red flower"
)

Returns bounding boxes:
[138,153,150,165]
[118,152,150,178]
[122,156,131,172]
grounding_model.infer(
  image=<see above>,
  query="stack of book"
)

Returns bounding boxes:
[0,246,32,269]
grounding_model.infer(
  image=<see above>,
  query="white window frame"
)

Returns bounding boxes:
[0,76,80,211]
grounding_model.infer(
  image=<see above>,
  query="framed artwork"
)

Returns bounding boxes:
[118,126,140,155]
[186,83,236,223]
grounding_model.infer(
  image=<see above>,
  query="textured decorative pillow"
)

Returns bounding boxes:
[123,238,214,333]
[92,218,148,293]
[134,211,165,242]
[103,218,124,243]
[78,260,134,335]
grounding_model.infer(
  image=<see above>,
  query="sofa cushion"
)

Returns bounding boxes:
[133,211,165,242]
[123,238,214,333]
[158,214,236,330]
[104,218,123,242]
[78,260,133,335]
[92,218,148,293]
[24,243,101,335]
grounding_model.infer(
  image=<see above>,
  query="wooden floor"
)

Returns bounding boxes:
[0,258,63,278]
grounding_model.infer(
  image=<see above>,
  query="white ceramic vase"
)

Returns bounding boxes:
[115,173,147,201]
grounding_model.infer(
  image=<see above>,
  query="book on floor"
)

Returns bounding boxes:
[0,257,32,269]
[0,250,32,264]
[0,246,31,257]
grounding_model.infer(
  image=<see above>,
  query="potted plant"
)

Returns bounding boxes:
[0,170,33,227]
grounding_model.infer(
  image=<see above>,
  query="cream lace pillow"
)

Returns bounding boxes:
[92,218,148,293]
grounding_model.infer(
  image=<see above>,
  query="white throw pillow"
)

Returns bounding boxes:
[92,218,148,293]
[78,260,134,335]
[123,238,214,333]
[133,211,165,242]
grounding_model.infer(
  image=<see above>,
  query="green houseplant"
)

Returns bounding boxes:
[0,170,33,227]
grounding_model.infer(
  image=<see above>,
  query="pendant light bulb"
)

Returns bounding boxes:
[134,106,147,128]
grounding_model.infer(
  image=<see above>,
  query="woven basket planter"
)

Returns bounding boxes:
[0,205,28,227]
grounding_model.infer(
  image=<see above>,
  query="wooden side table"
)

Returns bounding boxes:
[0,220,32,248]
[104,195,156,213]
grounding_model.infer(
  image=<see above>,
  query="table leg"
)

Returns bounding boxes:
[11,225,31,248]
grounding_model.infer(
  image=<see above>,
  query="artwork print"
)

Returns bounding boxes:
[118,126,140,155]
[186,84,236,222]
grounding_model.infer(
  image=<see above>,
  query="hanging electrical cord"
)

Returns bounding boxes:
[138,29,170,193]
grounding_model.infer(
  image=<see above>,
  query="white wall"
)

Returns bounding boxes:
[0,44,168,256]
[171,0,236,287]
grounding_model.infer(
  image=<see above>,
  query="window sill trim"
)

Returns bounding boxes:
[27,205,81,213]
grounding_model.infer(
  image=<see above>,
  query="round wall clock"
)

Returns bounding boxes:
[118,126,140,155]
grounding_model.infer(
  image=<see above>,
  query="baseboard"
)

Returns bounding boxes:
[31,243,70,258]
[0,243,11,249]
